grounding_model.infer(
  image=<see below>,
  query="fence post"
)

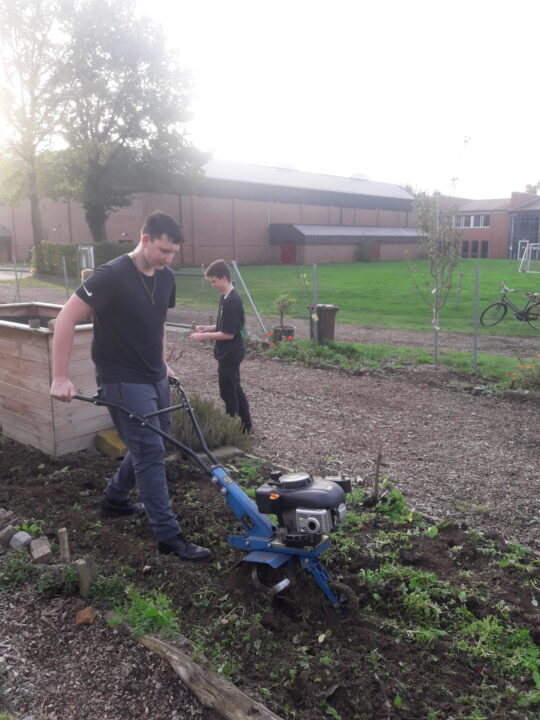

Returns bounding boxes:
[62,256,70,299]
[472,264,479,373]
[12,259,21,302]
[311,263,318,344]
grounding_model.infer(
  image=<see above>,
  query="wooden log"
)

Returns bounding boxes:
[138,634,284,720]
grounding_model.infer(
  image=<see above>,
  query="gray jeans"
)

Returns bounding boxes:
[100,376,181,541]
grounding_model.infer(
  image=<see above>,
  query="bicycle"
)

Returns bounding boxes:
[480,280,540,329]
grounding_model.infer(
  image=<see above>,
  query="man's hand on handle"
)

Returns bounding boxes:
[50,378,76,403]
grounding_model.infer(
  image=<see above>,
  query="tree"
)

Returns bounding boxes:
[0,0,65,249]
[407,192,462,367]
[525,182,539,195]
[56,0,206,242]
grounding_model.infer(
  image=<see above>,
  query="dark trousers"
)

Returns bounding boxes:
[100,377,181,541]
[218,360,252,431]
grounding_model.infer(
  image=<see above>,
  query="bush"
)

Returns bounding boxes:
[31,242,134,276]
[170,392,251,452]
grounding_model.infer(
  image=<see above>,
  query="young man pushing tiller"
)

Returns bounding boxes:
[50,211,211,563]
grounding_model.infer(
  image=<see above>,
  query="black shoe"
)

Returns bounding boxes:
[100,497,145,518]
[157,534,212,562]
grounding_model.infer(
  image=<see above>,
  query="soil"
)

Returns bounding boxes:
[0,280,539,720]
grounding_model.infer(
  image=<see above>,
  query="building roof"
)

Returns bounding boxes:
[457,199,511,212]
[508,196,540,212]
[269,224,425,245]
[202,159,412,202]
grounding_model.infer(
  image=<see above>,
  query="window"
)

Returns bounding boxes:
[455,214,490,228]
[461,240,469,257]
[481,241,489,258]
[471,241,478,258]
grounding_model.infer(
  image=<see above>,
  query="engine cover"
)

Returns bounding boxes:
[255,472,346,514]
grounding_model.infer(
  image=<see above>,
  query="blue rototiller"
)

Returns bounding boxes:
[76,377,357,619]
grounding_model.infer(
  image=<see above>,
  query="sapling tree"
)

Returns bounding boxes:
[273,293,295,327]
[408,192,462,367]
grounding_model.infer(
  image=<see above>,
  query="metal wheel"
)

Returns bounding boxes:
[525,301,540,329]
[480,302,507,327]
[321,582,358,622]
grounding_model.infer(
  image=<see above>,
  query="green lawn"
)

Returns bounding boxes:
[14,258,540,338]
[229,259,540,336]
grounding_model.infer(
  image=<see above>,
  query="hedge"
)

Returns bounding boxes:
[31,242,135,276]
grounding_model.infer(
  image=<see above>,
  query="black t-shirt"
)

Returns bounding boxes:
[75,254,176,383]
[214,288,246,363]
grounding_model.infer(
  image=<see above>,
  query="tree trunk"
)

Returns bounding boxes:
[84,203,108,243]
[27,162,43,249]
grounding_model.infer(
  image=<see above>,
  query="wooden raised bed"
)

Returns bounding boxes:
[0,302,111,456]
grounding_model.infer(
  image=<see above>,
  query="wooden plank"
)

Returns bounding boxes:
[0,351,50,379]
[0,368,50,395]
[0,407,55,438]
[56,432,102,456]
[55,413,112,442]
[1,396,54,423]
[52,397,106,422]
[0,302,63,315]
[0,381,52,409]
[0,337,50,363]
[0,423,55,455]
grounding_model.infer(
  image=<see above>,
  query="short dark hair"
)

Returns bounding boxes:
[205,259,231,281]
[142,211,184,245]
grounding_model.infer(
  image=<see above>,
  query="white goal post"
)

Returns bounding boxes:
[518,242,540,273]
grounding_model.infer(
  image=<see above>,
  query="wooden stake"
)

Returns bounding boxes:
[74,558,92,599]
[58,527,70,563]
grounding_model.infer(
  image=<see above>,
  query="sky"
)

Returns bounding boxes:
[140,0,540,199]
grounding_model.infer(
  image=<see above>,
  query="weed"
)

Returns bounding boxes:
[375,483,416,525]
[0,548,39,591]
[91,572,125,601]
[63,564,79,593]
[16,518,42,538]
[455,615,540,683]
[108,586,180,637]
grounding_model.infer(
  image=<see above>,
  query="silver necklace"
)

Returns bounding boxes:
[130,253,157,305]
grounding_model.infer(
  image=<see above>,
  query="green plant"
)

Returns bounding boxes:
[273,293,295,326]
[108,586,180,637]
[0,548,39,591]
[19,519,42,538]
[170,392,251,452]
[63,564,79,594]
[91,572,126,601]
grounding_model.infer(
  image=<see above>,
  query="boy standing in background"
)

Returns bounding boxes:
[190,259,252,433]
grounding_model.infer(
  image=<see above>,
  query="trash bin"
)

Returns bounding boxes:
[309,304,340,342]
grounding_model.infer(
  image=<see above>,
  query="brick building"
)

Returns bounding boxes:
[451,191,540,260]
[0,160,422,265]
[3,160,535,265]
